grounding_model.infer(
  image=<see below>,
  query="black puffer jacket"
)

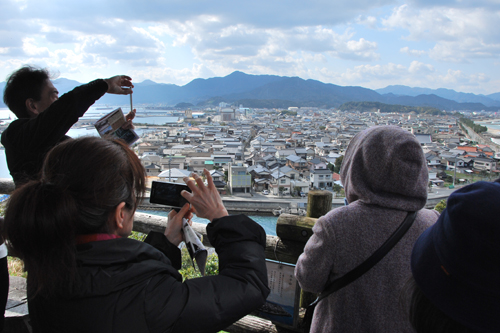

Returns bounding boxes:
[28,215,270,333]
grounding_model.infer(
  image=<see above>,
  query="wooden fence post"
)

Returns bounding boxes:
[300,190,333,307]
[306,190,333,218]
[0,179,15,195]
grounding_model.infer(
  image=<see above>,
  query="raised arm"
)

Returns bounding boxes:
[143,169,270,332]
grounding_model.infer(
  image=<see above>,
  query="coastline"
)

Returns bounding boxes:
[487,127,500,137]
[477,121,500,137]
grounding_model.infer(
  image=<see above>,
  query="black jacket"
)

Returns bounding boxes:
[28,215,270,333]
[1,80,108,186]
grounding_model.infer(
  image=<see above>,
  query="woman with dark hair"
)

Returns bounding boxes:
[408,181,500,333]
[4,136,269,332]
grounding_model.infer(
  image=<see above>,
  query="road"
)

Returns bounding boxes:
[225,185,463,205]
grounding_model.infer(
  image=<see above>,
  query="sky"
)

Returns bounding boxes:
[1,0,500,95]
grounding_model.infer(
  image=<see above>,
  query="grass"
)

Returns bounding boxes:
[8,256,26,278]
[444,170,497,186]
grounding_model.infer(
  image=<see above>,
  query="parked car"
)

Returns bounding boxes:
[262,190,269,195]
[300,191,306,197]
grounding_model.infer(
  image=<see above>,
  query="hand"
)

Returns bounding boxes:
[164,204,193,246]
[104,75,134,95]
[122,109,136,130]
[181,169,228,222]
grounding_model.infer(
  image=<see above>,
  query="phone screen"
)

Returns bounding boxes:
[150,181,190,209]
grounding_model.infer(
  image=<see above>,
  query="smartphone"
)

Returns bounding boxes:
[150,181,191,210]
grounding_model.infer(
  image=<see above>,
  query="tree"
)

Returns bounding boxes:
[294,186,301,196]
[334,155,344,173]
[332,183,343,194]
[278,187,285,196]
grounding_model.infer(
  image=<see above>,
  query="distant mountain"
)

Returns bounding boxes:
[1,72,500,111]
[225,77,385,107]
[52,78,81,92]
[488,92,500,101]
[376,85,500,107]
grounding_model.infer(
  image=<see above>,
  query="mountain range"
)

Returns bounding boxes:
[1,71,499,111]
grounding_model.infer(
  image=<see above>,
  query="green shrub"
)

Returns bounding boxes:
[180,247,219,280]
[129,231,147,241]
[434,199,447,213]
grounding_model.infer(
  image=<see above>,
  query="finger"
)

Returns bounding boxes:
[120,76,133,85]
[192,173,205,189]
[178,203,190,217]
[125,111,136,121]
[167,208,178,220]
[180,189,193,202]
[204,168,215,189]
[183,176,200,194]
[189,205,199,217]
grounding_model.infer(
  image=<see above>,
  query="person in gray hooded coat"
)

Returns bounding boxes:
[295,125,439,332]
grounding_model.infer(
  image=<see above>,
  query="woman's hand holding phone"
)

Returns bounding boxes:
[181,169,228,222]
[164,204,193,246]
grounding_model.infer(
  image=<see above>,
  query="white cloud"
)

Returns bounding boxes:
[22,38,50,57]
[162,20,380,69]
[383,5,500,62]
[408,60,434,74]
[322,61,492,94]
[439,69,489,86]
[0,0,499,94]
[400,46,426,57]
[356,15,378,29]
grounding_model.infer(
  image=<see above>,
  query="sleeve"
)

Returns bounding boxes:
[144,231,182,270]
[295,214,338,293]
[13,79,108,151]
[143,215,270,333]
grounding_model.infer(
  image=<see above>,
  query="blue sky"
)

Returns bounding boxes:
[1,0,499,94]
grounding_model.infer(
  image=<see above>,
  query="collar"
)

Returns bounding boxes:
[76,234,121,245]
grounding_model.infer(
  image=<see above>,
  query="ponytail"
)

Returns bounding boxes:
[5,181,78,297]
[3,136,146,297]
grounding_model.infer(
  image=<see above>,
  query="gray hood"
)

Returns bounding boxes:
[340,125,428,211]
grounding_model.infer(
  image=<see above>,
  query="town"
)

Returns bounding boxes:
[108,105,500,198]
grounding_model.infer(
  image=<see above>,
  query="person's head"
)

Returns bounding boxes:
[340,125,428,210]
[3,66,59,119]
[409,181,500,332]
[4,136,146,296]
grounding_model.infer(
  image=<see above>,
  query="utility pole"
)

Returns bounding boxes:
[168,155,172,182]
[453,155,457,187]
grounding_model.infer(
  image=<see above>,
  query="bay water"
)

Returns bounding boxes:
[138,209,278,236]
